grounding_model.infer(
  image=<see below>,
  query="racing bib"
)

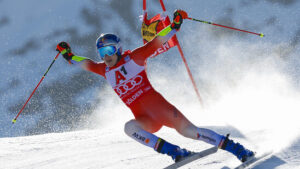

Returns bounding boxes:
[105,56,153,106]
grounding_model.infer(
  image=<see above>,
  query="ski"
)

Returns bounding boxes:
[233,151,273,169]
[164,146,218,169]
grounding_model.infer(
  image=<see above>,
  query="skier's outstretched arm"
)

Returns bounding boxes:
[56,42,106,77]
[131,10,188,64]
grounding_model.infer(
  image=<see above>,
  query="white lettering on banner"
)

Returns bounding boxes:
[115,75,143,97]
[150,42,170,58]
[126,89,144,105]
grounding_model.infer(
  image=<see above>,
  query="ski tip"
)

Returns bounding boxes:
[12,119,17,124]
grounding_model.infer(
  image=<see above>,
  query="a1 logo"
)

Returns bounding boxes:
[115,66,127,85]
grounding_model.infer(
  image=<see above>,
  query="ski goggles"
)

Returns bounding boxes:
[98,45,117,59]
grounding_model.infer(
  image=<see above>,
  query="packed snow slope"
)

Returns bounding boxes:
[1,0,300,168]
[0,127,298,169]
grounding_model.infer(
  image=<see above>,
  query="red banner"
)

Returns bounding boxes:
[141,12,178,57]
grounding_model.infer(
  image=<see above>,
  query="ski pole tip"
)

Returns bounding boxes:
[12,119,17,124]
[260,33,265,37]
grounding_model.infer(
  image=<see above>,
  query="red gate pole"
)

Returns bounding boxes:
[159,0,204,106]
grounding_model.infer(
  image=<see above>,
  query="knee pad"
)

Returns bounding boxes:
[124,119,142,136]
[197,128,224,146]
[124,119,159,149]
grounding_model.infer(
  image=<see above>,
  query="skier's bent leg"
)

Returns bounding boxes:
[178,124,254,162]
[124,119,191,162]
[157,105,222,147]
[124,119,159,148]
[177,124,224,147]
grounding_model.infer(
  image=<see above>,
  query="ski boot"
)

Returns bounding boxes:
[169,147,192,162]
[155,139,192,162]
[220,134,254,162]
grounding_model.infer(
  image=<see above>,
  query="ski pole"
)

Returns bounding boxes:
[12,52,60,124]
[187,17,264,37]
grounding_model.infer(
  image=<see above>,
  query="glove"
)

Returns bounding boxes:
[171,9,188,30]
[56,42,74,61]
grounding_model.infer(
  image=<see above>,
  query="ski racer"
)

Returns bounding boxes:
[56,10,254,163]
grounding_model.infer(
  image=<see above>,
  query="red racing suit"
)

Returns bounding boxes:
[69,26,188,133]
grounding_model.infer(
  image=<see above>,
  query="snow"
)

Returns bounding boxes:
[0,127,298,169]
[1,0,300,168]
